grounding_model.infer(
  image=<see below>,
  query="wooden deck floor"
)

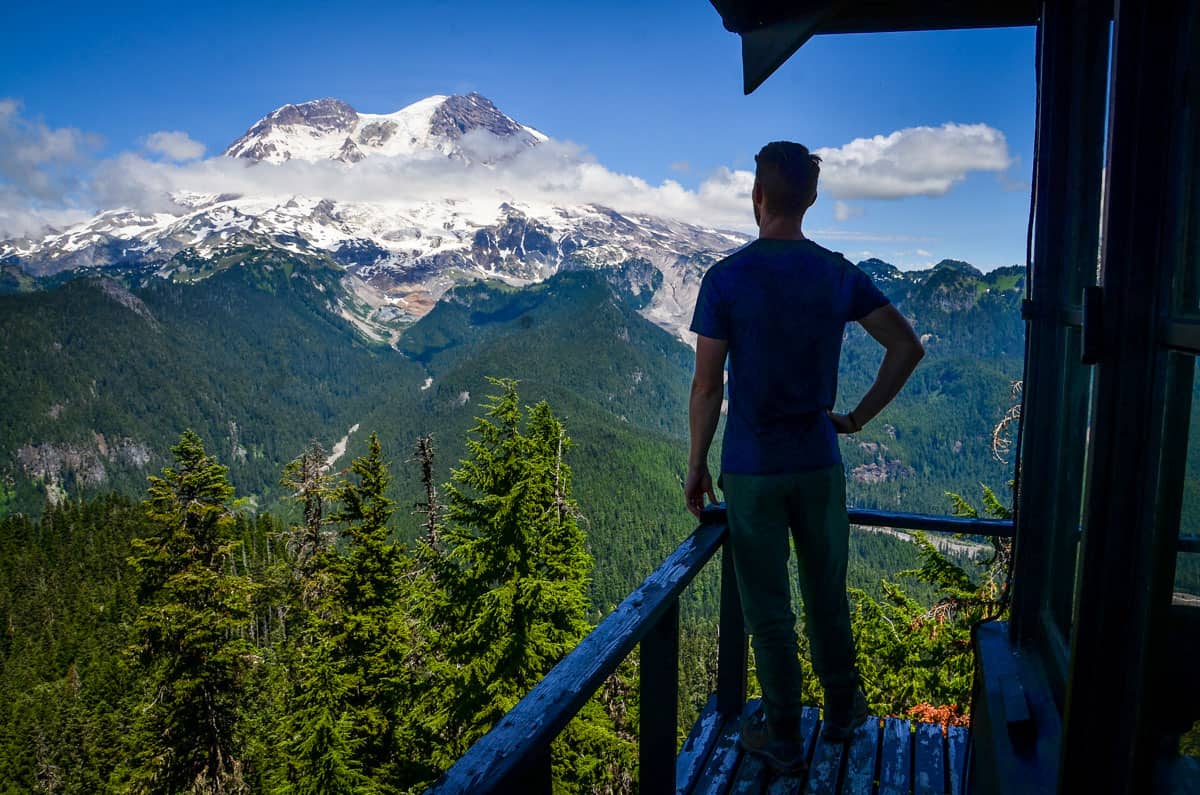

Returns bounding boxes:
[677,698,967,795]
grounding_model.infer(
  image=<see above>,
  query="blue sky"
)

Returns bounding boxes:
[0,0,1035,269]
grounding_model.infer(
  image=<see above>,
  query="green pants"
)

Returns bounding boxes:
[722,465,858,727]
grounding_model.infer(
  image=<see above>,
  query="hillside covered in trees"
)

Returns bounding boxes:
[0,254,1036,606]
[5,249,1200,790]
[0,380,1010,793]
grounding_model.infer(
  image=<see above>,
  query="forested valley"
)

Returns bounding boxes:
[3,252,1192,791]
[0,380,1008,793]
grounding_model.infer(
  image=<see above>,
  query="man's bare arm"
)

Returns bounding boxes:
[829,304,924,433]
[686,334,728,517]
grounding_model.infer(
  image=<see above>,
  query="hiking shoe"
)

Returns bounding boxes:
[821,687,870,742]
[739,710,807,774]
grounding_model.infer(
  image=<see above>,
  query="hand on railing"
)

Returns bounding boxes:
[685,462,718,519]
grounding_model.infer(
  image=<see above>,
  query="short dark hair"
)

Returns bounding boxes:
[754,141,821,216]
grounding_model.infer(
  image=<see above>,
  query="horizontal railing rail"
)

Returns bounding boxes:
[849,507,1015,537]
[702,503,1016,538]
[429,504,1019,793]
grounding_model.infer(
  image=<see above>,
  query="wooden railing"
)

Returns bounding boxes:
[846,508,1013,537]
[428,506,1014,793]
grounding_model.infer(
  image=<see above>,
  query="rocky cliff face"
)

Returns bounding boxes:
[224,98,361,162]
[429,93,536,142]
[16,434,154,504]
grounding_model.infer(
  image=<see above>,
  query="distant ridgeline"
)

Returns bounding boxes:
[9,251,1189,603]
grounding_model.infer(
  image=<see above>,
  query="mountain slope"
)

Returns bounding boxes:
[0,257,425,508]
[0,253,1030,602]
[0,260,711,604]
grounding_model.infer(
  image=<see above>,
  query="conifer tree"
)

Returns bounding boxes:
[270,637,366,795]
[262,442,350,793]
[120,430,255,794]
[386,433,451,788]
[432,380,595,765]
[327,433,406,785]
[845,485,1012,724]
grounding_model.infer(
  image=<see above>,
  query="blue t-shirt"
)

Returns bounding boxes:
[689,238,889,475]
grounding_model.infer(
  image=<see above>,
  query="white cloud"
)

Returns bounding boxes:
[815,123,1011,199]
[0,191,92,239]
[807,229,933,243]
[670,161,691,173]
[916,248,932,257]
[834,200,863,221]
[0,98,100,237]
[0,101,1012,244]
[83,132,761,231]
[0,99,98,184]
[143,130,205,161]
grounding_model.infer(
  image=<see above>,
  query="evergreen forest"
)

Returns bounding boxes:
[3,253,1196,790]
[0,381,1008,793]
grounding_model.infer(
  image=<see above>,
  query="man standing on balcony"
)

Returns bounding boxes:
[685,141,924,773]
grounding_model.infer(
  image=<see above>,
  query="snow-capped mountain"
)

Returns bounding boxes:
[223,94,547,164]
[0,94,748,342]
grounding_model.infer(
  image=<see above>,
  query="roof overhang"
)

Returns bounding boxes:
[709,0,1042,93]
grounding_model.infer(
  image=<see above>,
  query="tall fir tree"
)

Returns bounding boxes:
[327,433,408,788]
[384,434,450,789]
[428,379,637,790]
[270,637,367,795]
[260,442,355,794]
[119,430,256,794]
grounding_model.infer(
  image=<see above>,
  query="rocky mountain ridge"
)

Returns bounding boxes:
[0,93,749,342]
[222,93,546,164]
[0,254,1025,520]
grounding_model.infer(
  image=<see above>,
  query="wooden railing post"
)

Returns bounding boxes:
[716,543,747,719]
[639,598,679,793]
[503,745,552,794]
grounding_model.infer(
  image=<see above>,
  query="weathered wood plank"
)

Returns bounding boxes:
[764,708,820,795]
[842,717,882,795]
[764,760,808,795]
[726,700,765,795]
[764,766,807,795]
[946,726,967,795]
[678,695,725,794]
[431,522,726,793]
[692,712,745,795]
[878,718,912,795]
[729,750,769,795]
[764,769,804,795]
[800,707,821,762]
[848,508,1013,538]
[802,725,846,795]
[913,722,946,795]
